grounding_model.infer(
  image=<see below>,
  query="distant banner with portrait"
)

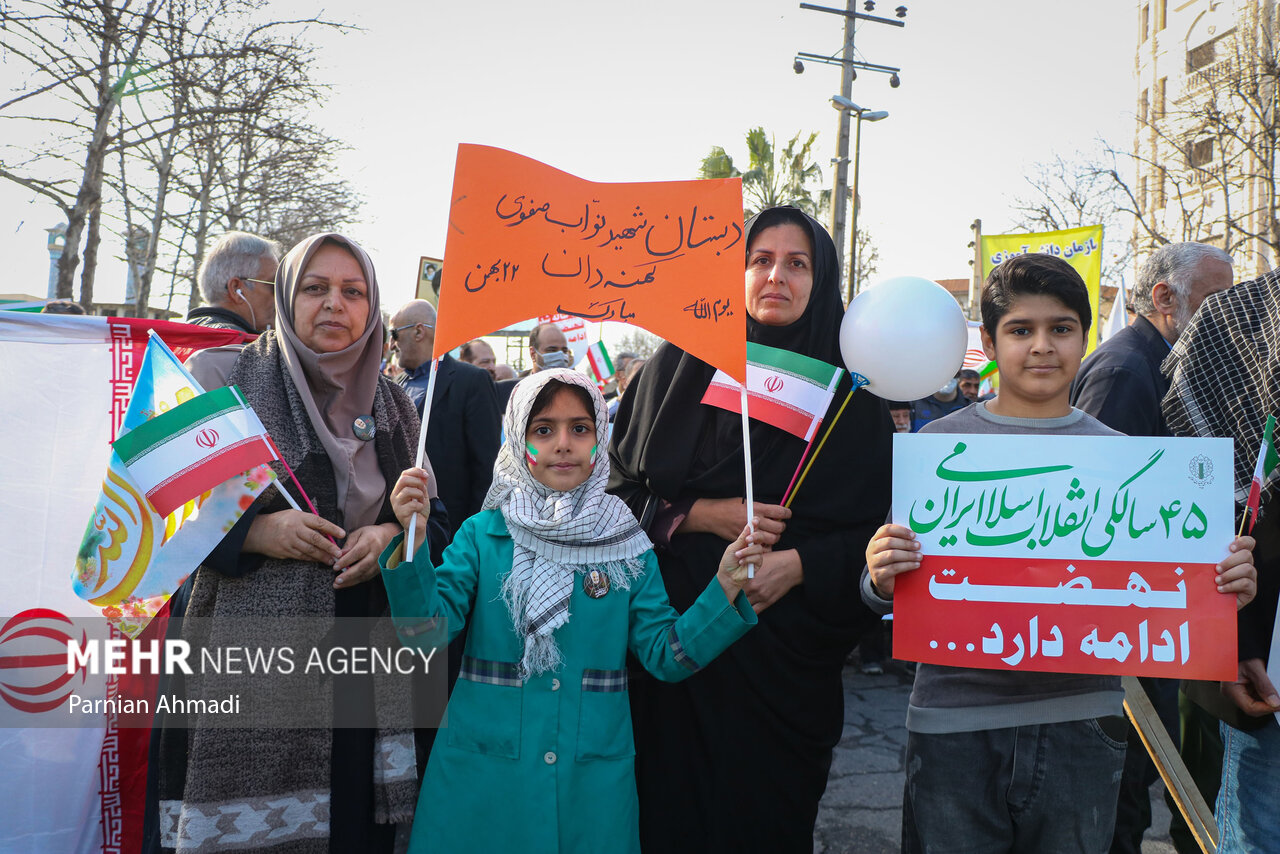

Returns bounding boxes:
[891,433,1237,680]
[436,144,747,382]
[980,224,1104,353]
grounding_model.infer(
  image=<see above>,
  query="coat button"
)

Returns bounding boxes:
[551,678,561,691]
[544,751,557,765]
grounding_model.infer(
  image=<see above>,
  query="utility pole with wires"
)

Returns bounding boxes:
[794,1,906,302]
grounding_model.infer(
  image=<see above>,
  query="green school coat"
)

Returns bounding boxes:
[378,508,756,854]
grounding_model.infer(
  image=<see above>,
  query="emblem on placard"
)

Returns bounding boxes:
[764,375,784,394]
[582,569,610,599]
[1188,455,1214,488]
[195,428,219,449]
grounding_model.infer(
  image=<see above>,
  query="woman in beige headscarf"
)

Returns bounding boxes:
[153,234,444,854]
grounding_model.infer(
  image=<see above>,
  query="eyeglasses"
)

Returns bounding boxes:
[390,322,433,341]
[242,277,275,289]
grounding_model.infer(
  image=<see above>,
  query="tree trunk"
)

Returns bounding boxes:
[54,0,161,299]
[135,136,178,318]
[79,200,102,310]
[58,98,111,299]
[187,142,219,313]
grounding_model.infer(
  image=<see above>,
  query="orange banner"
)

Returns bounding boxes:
[436,144,747,382]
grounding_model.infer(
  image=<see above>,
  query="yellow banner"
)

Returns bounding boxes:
[980,225,1104,353]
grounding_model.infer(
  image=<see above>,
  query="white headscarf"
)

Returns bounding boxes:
[483,368,652,676]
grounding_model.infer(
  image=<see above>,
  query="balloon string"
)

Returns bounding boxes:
[784,388,856,509]
[780,431,820,506]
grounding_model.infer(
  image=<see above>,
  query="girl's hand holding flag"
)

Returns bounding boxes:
[391,467,433,560]
[718,521,770,604]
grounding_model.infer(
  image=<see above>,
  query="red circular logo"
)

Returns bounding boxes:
[0,609,88,714]
[195,428,219,449]
[764,375,784,394]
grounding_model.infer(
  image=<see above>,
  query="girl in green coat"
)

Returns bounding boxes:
[379,368,763,853]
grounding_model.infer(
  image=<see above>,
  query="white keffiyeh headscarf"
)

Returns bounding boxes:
[483,368,652,677]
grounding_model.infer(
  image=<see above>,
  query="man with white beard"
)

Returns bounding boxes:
[1071,240,1234,854]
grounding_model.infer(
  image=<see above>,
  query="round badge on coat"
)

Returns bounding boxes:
[582,569,610,599]
[352,415,376,441]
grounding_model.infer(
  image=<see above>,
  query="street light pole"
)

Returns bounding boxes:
[794,1,906,302]
[829,0,857,277]
[831,97,888,302]
[849,111,864,300]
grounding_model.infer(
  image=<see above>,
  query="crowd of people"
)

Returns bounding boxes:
[117,217,1278,854]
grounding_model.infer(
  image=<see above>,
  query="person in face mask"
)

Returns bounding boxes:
[495,322,577,415]
[909,369,972,432]
[525,322,574,373]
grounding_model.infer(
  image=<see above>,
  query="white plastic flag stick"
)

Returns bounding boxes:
[740,383,756,579]
[270,480,303,512]
[406,357,441,559]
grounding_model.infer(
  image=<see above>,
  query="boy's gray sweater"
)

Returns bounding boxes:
[862,402,1126,733]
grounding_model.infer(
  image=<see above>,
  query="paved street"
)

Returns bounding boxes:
[815,660,1178,854]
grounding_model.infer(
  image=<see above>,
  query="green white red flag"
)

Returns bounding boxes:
[1244,414,1279,534]
[585,340,615,386]
[701,342,842,442]
[964,323,998,379]
[111,384,276,517]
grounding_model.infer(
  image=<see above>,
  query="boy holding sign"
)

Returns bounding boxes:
[862,254,1257,852]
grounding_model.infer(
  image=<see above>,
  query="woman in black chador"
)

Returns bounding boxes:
[609,206,894,852]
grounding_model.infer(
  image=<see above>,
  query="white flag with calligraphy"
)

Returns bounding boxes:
[0,313,250,854]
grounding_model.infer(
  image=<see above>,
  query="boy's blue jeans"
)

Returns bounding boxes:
[902,718,1127,853]
[1216,717,1280,852]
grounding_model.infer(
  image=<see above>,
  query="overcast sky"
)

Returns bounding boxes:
[1,0,1136,327]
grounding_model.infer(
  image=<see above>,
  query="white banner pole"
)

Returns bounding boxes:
[740,383,756,579]
[405,357,440,559]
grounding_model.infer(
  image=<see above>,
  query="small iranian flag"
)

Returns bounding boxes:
[1244,414,1279,534]
[963,324,998,379]
[701,342,843,442]
[112,384,277,517]
[586,341,615,386]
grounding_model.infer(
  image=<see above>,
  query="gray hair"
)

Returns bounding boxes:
[197,232,282,305]
[1132,242,1233,315]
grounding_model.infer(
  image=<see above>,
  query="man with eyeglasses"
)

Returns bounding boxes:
[186,231,281,334]
[390,299,500,528]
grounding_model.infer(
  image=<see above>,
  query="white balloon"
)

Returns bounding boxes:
[840,276,969,401]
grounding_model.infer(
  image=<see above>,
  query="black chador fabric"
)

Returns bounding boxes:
[608,207,893,853]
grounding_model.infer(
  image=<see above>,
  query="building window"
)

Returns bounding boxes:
[1139,88,1149,125]
[1188,138,1214,168]
[1141,4,1150,41]
[1154,77,1166,119]
[1188,38,1216,72]
[1154,0,1166,32]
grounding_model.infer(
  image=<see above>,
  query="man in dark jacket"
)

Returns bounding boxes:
[1072,241,1233,854]
[185,231,281,334]
[1073,242,1232,438]
[1162,270,1280,853]
[391,299,501,528]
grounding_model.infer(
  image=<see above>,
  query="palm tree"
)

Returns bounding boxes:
[698,127,829,220]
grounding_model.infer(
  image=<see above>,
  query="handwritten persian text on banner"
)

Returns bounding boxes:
[437,144,747,382]
[980,224,1104,353]
[891,433,1236,680]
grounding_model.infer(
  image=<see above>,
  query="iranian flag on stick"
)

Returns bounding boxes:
[1244,414,1279,534]
[964,323,998,379]
[112,384,277,517]
[586,340,615,385]
[701,342,843,442]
